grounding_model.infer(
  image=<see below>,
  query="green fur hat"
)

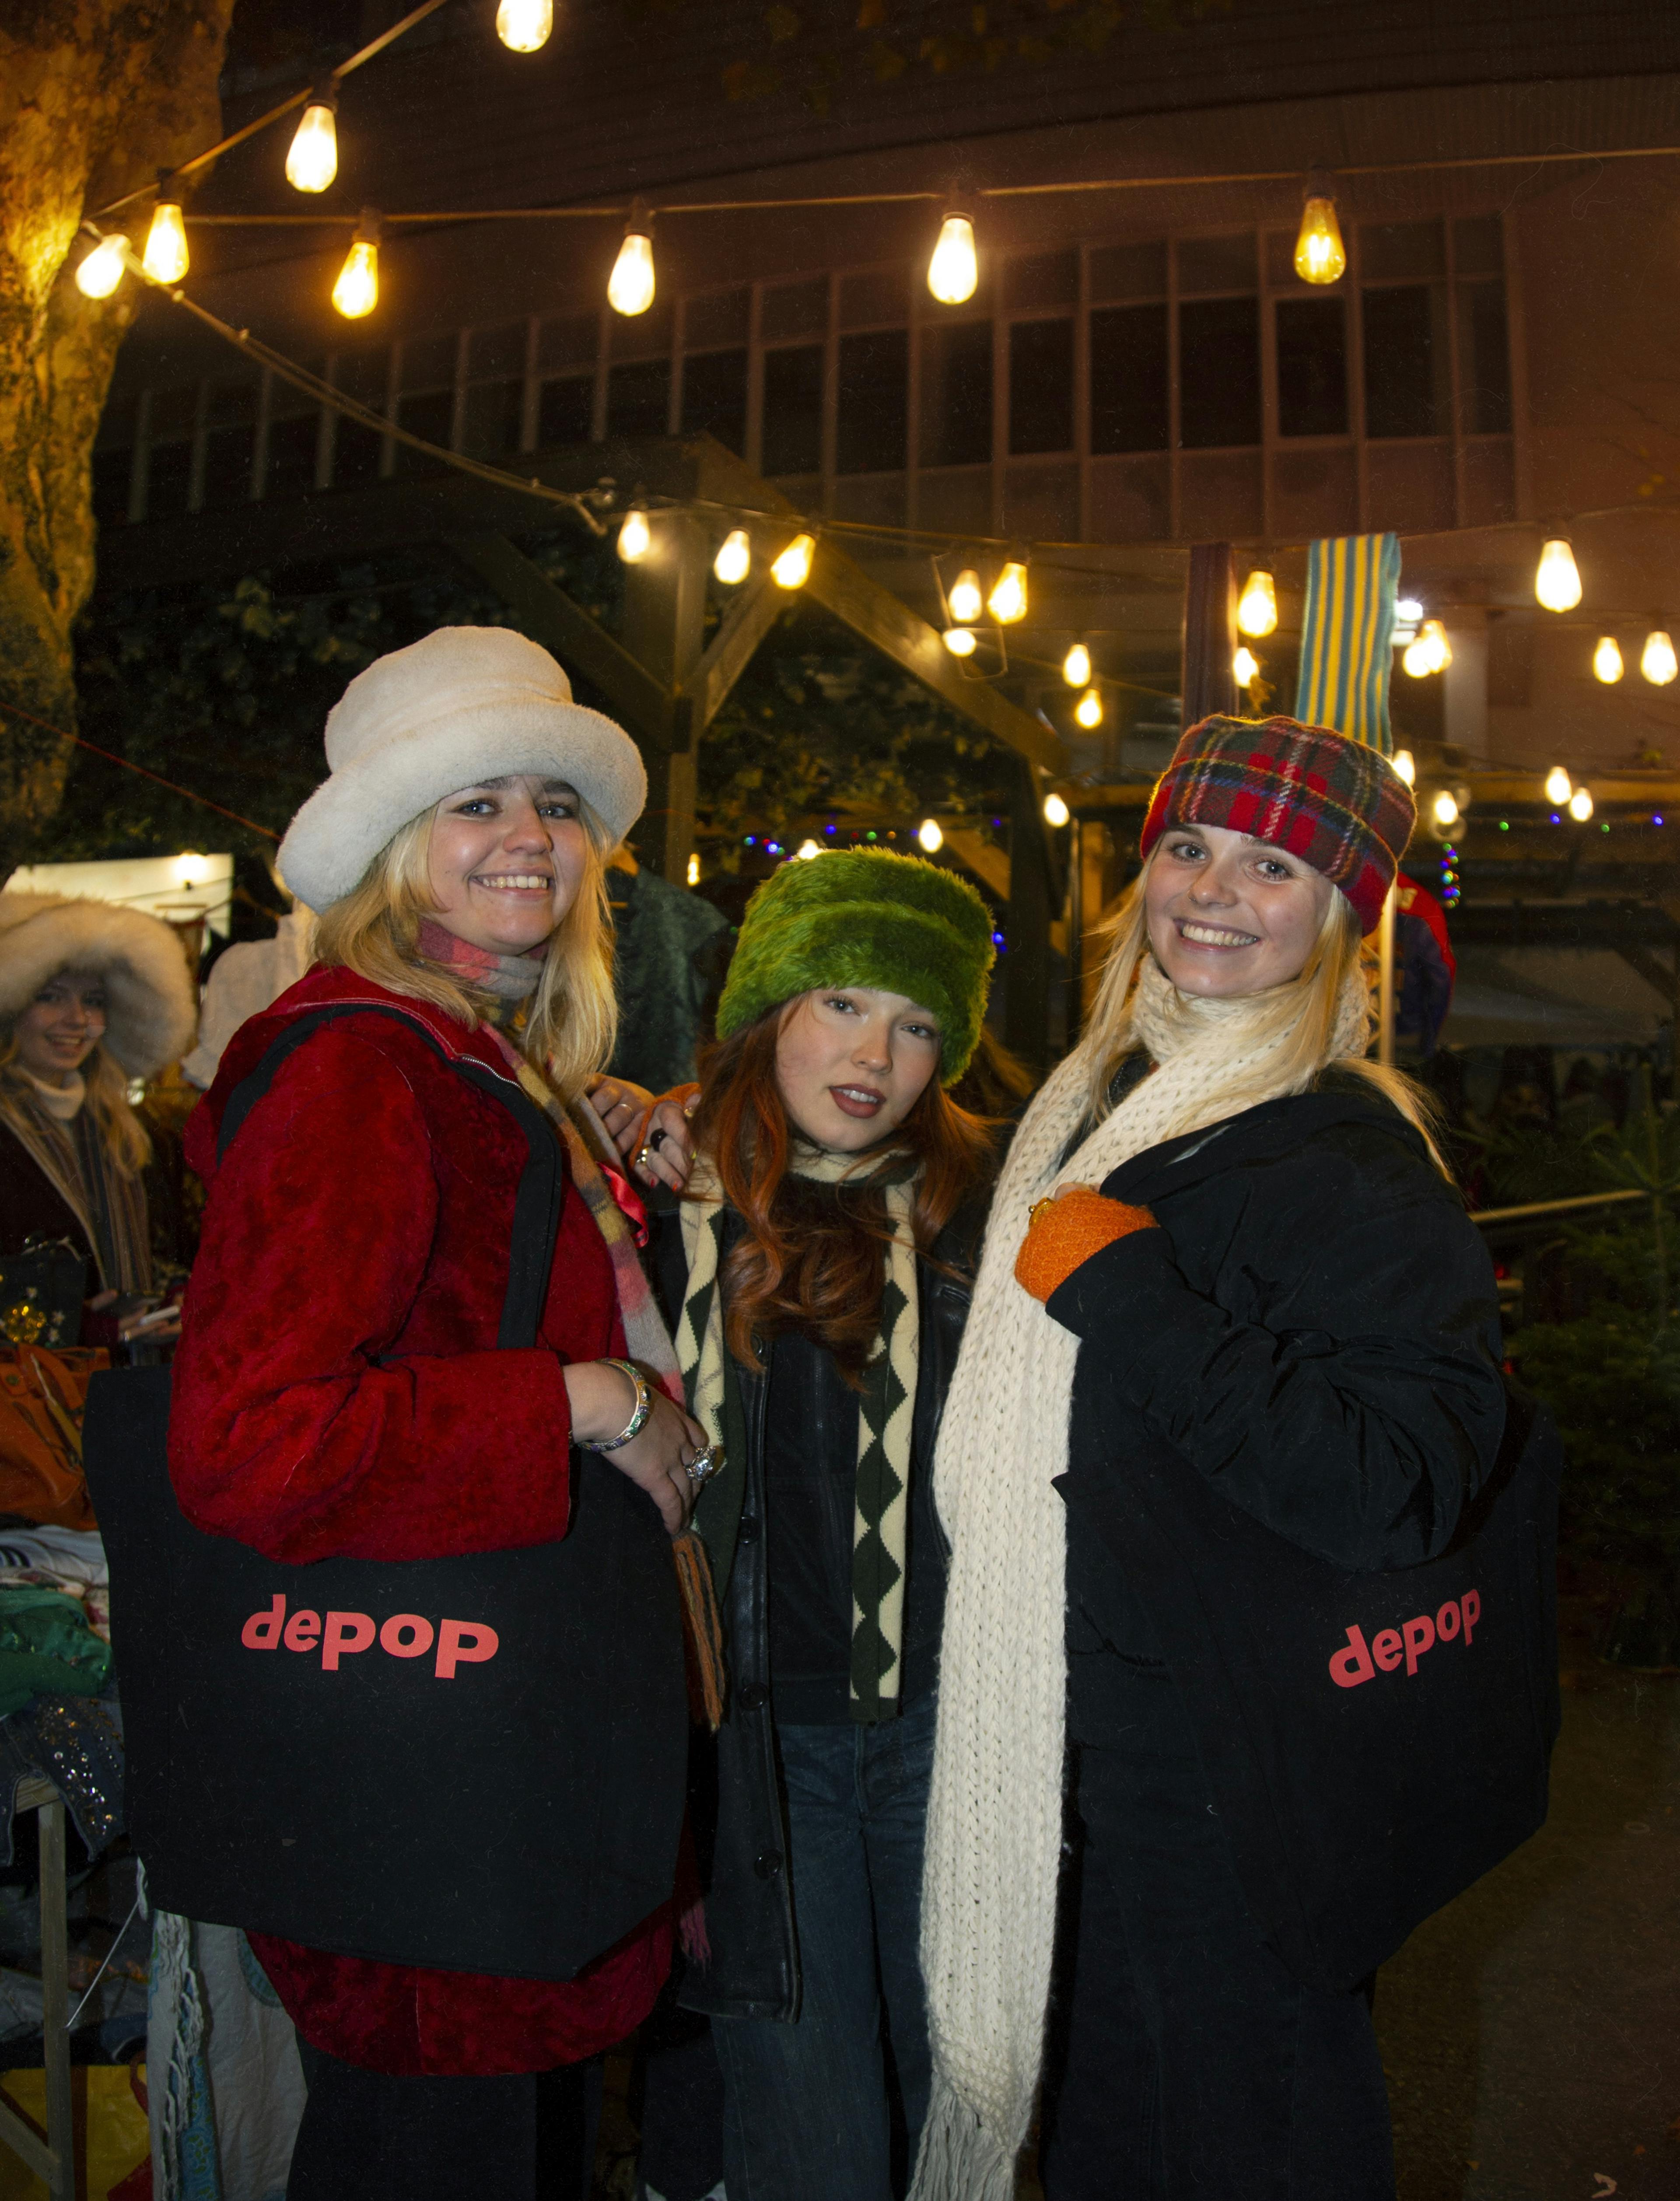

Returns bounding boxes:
[717,848,995,1083]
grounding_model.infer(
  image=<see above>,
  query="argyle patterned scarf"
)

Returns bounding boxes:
[677,1145,921,1723]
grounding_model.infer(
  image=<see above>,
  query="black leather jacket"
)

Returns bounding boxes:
[653,1195,986,2022]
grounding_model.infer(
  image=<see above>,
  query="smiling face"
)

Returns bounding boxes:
[1144,821,1336,998]
[774,986,944,1153]
[14,972,108,1088]
[426,774,589,956]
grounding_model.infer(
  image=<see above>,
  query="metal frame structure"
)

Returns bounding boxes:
[0,1778,76,2201]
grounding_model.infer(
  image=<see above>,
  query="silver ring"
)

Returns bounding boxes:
[636,1144,655,1172]
[685,1444,721,1486]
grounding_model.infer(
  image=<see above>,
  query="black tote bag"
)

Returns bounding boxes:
[84,1005,686,1982]
[1103,1378,1561,1994]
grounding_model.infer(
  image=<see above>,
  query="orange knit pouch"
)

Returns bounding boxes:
[1015,1189,1157,1304]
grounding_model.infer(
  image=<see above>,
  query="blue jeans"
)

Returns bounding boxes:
[710,1693,937,2201]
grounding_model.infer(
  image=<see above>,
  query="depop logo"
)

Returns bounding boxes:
[241,1596,499,1678]
[1329,1590,1480,1689]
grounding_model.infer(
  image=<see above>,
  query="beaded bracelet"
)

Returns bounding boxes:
[580,1358,652,1452]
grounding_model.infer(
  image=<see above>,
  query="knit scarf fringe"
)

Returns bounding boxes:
[910,954,1371,2201]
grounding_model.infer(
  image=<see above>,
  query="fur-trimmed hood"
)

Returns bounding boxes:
[0,894,197,1077]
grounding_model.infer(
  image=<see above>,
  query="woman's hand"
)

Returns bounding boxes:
[585,1075,656,1162]
[563,1359,709,1536]
[631,1092,699,1194]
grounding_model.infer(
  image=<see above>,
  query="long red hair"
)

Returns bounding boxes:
[689,1005,997,1384]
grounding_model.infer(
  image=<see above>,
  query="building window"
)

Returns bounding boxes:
[836,328,907,474]
[265,375,323,498]
[1008,319,1074,456]
[199,379,258,506]
[1089,301,1168,454]
[1179,296,1260,449]
[460,321,526,459]
[606,358,670,438]
[91,442,133,528]
[1362,286,1447,439]
[142,388,196,520]
[1459,280,1512,435]
[762,345,823,476]
[680,349,748,452]
[1275,296,1347,438]
[538,377,594,446]
[331,344,391,486]
[921,320,992,469]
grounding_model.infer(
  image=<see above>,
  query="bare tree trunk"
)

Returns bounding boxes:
[0,1,238,876]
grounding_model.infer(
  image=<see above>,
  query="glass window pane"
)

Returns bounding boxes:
[467,323,525,379]
[1275,296,1348,437]
[1089,240,1167,304]
[333,418,385,487]
[762,278,827,343]
[92,446,133,526]
[839,267,908,330]
[1179,296,1260,448]
[265,412,320,498]
[538,375,595,446]
[606,358,671,438]
[333,344,389,407]
[462,379,523,458]
[400,333,457,390]
[680,348,748,452]
[392,389,451,477]
[1005,250,1077,311]
[1460,281,1512,434]
[762,345,824,475]
[201,426,253,507]
[1090,302,1168,454]
[1361,221,1445,281]
[1363,285,1448,438]
[921,321,992,468]
[1176,233,1257,295]
[836,329,907,473]
[538,314,598,376]
[1008,319,1073,456]
[144,441,192,519]
[1453,216,1503,277]
[685,289,750,349]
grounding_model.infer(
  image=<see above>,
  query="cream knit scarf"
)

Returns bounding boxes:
[677,1143,922,1721]
[911,953,1370,2200]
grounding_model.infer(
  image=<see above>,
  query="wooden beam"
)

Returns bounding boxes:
[942,828,1010,903]
[444,530,673,743]
[1614,943,1679,1016]
[684,575,785,733]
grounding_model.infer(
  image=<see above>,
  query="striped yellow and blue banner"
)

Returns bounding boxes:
[1293,533,1402,754]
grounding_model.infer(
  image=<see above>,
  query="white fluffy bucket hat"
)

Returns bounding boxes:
[277,626,647,914]
[0,895,197,1078]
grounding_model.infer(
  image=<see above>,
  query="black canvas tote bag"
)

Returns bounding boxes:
[1102,1377,1561,1994]
[83,1005,686,1981]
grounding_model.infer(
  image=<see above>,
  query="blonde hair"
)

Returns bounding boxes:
[311,792,618,1099]
[0,1026,151,1177]
[1082,850,1449,1174]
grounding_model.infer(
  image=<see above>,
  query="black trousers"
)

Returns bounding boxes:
[1040,1658,1395,2201]
[287,2041,602,2201]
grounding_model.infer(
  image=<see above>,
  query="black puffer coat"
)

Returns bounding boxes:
[653,1196,986,2022]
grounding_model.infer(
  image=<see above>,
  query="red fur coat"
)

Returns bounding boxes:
[170,964,672,2075]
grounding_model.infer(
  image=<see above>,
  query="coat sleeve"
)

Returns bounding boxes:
[169,1029,577,1564]
[1045,1131,1507,1571]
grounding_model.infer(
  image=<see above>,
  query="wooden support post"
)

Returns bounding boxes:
[623,512,708,882]
[1005,764,1054,1071]
[38,1797,73,2201]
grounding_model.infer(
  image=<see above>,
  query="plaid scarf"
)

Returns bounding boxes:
[0,1078,152,1294]
[676,1146,921,1724]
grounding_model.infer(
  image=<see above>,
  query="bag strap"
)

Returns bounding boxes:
[217,1005,562,1351]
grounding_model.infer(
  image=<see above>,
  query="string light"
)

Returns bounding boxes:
[713,528,750,584]
[331,210,380,319]
[1402,638,1434,678]
[771,533,815,589]
[1544,766,1572,805]
[1568,786,1594,822]
[616,506,651,562]
[917,817,944,852]
[1062,641,1091,687]
[987,560,1028,625]
[285,88,339,193]
[74,234,127,298]
[1293,182,1346,284]
[942,627,977,657]
[1074,689,1102,729]
[1432,790,1460,828]
[1392,749,1416,785]
[1237,569,1278,636]
[796,838,823,859]
[947,569,983,624]
[927,211,978,305]
[495,0,554,49]
[1641,628,1678,684]
[686,852,700,886]
[1043,792,1071,826]
[608,205,655,317]
[1534,539,1582,612]
[1232,645,1258,687]
[142,184,188,283]
[1418,618,1452,672]
[1593,635,1624,683]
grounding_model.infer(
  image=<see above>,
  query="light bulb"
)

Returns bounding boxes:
[285,98,338,193]
[1402,638,1432,679]
[1534,538,1582,612]
[1043,791,1071,826]
[1568,787,1594,822]
[917,817,944,853]
[1592,636,1624,683]
[1432,790,1460,828]
[1642,628,1678,685]
[796,839,822,860]
[175,851,209,887]
[942,627,977,657]
[947,569,983,624]
[617,508,651,563]
[927,213,978,305]
[1392,749,1415,786]
[1544,765,1572,806]
[75,234,126,299]
[1237,569,1278,637]
[1232,645,1259,687]
[713,528,750,585]
[686,852,700,887]
[142,194,188,284]
[331,217,380,319]
[1293,194,1346,285]
[1396,597,1424,624]
[1062,641,1091,688]
[987,561,1028,624]
[1074,690,1102,730]
[495,0,554,49]
[608,223,655,317]
[1419,618,1452,672]
[771,533,814,589]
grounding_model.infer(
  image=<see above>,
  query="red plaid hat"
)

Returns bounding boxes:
[1140,715,1416,934]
